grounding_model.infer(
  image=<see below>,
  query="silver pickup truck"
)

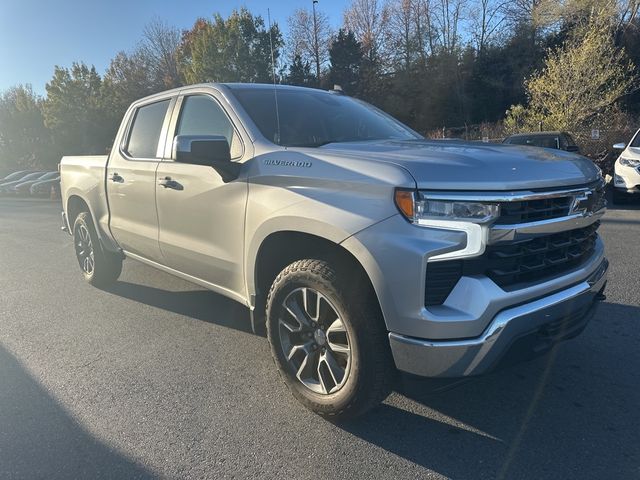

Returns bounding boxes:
[60,83,608,419]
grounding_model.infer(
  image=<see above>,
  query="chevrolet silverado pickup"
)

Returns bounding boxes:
[60,83,608,419]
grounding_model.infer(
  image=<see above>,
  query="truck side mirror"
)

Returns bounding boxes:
[612,142,626,150]
[174,135,230,165]
[173,135,240,182]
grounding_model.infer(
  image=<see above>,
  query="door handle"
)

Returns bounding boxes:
[109,173,124,183]
[158,176,183,190]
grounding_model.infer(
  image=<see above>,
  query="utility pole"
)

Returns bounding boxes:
[312,0,320,86]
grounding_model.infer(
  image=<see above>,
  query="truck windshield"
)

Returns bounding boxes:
[231,87,421,147]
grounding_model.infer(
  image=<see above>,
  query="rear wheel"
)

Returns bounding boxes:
[266,259,395,420]
[73,211,122,287]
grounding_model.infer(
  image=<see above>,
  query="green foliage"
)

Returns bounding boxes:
[0,85,52,171]
[102,50,164,138]
[2,4,640,172]
[285,54,315,87]
[44,63,111,157]
[178,8,283,84]
[507,12,638,133]
[328,29,362,94]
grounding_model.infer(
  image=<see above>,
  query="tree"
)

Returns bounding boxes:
[469,0,509,54]
[102,49,161,137]
[412,0,437,61]
[431,0,467,54]
[139,18,182,89]
[178,9,282,85]
[0,85,53,171]
[328,29,363,93]
[386,0,419,70]
[43,63,110,157]
[343,0,389,62]
[287,7,332,85]
[505,12,638,133]
[285,54,315,86]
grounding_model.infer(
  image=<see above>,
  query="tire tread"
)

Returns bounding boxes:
[266,258,395,420]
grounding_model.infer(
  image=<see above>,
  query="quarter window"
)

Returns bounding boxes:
[125,100,170,159]
[176,95,243,159]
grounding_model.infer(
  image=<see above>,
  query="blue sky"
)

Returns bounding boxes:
[0,0,345,95]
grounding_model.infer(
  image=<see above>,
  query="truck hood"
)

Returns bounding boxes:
[318,139,600,190]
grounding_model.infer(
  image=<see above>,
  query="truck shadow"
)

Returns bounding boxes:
[0,344,156,479]
[340,300,640,479]
[105,281,257,336]
[99,278,640,478]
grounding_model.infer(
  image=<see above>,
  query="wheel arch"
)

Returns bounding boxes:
[251,230,383,328]
[65,193,122,255]
[66,194,92,228]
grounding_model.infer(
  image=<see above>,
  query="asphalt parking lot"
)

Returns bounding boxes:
[0,198,638,480]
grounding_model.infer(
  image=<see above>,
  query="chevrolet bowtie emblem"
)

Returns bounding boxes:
[570,190,596,216]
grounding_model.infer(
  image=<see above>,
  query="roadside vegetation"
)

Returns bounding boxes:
[1,0,639,173]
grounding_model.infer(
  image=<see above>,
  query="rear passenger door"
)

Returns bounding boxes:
[107,97,174,262]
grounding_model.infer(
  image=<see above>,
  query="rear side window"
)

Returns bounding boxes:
[176,95,243,159]
[125,100,170,159]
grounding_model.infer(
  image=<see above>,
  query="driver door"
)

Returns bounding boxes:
[155,92,248,299]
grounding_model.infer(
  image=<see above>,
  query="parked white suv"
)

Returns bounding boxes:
[613,132,640,203]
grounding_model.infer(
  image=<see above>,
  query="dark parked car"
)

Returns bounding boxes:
[0,171,45,193]
[0,170,35,183]
[12,172,58,195]
[30,176,61,196]
[503,131,580,153]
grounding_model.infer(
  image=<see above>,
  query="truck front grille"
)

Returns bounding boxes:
[425,222,600,306]
[498,196,572,224]
[477,222,599,289]
[496,183,606,225]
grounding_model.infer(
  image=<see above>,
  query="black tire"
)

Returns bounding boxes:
[73,211,122,287]
[266,259,395,420]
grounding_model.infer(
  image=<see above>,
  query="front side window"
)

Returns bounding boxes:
[125,100,170,159]
[176,95,243,159]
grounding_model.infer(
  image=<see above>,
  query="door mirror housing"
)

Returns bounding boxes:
[565,145,580,153]
[173,135,240,182]
[174,135,231,165]
[613,142,626,150]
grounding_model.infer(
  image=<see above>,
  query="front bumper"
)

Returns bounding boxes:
[389,257,608,378]
[614,162,640,192]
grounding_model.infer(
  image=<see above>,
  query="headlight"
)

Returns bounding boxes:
[619,157,640,168]
[395,190,500,225]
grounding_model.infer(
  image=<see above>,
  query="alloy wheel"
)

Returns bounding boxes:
[278,287,352,395]
[74,224,95,275]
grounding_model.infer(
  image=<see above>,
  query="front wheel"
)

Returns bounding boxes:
[266,259,395,420]
[73,211,122,287]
